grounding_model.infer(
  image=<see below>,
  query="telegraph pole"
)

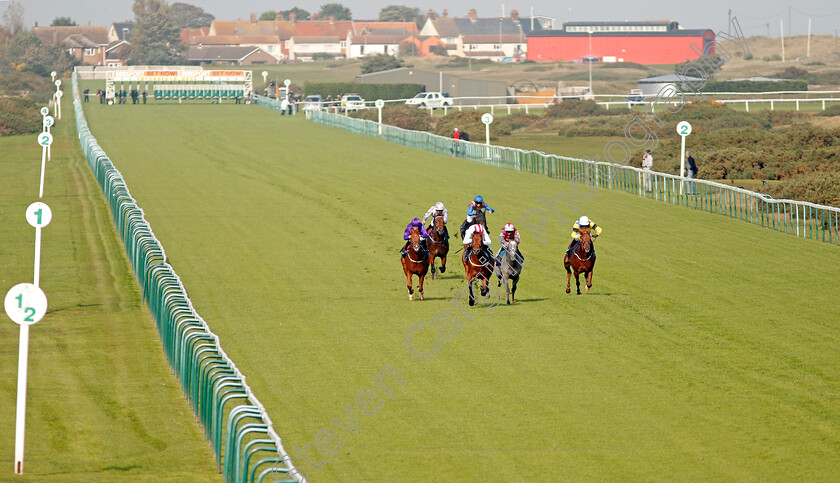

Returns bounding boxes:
[788,6,791,38]
[728,9,731,37]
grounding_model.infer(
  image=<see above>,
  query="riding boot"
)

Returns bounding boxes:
[401,240,410,257]
[444,227,450,241]
[516,248,525,263]
[463,246,471,262]
[421,239,429,258]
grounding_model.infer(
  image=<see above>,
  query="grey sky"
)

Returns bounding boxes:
[7,0,840,36]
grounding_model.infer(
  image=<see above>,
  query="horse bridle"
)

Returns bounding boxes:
[573,236,594,261]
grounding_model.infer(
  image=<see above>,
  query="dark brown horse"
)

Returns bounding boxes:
[427,214,449,279]
[564,229,595,295]
[401,227,429,300]
[463,231,493,306]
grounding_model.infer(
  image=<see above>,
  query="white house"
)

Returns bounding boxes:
[288,36,343,60]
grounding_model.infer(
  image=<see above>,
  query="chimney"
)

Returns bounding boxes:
[468,9,477,22]
[442,9,448,17]
[275,13,283,21]
[290,12,297,24]
[34,21,38,28]
[250,13,256,24]
[329,16,335,25]
[511,10,519,21]
[427,9,435,20]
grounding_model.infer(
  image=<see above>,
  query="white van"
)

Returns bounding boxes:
[405,92,453,109]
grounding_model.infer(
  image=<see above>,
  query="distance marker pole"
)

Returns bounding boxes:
[676,121,692,195]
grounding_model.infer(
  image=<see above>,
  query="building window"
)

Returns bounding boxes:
[493,44,501,50]
[469,44,478,50]
[360,45,365,54]
[340,40,346,48]
[284,40,290,48]
[68,48,74,55]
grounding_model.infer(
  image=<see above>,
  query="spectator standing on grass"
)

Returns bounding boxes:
[451,128,461,156]
[641,149,653,193]
[280,97,289,115]
[83,88,89,102]
[142,90,147,104]
[685,150,698,194]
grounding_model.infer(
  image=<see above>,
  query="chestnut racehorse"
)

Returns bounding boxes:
[401,227,429,300]
[564,229,596,295]
[427,214,449,279]
[463,231,493,306]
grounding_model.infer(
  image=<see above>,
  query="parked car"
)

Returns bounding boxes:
[625,88,645,104]
[340,94,366,111]
[405,92,453,109]
[302,95,323,111]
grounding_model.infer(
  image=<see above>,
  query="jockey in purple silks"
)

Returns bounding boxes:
[401,217,429,257]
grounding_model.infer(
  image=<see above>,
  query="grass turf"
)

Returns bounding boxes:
[0,96,220,481]
[81,101,840,481]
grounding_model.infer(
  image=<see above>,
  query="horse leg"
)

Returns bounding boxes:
[511,276,518,303]
[564,256,572,294]
[504,275,511,304]
[418,273,425,301]
[574,270,582,295]
[585,268,593,292]
[482,277,490,299]
[440,255,446,273]
[406,272,414,301]
[468,278,475,306]
[430,255,436,279]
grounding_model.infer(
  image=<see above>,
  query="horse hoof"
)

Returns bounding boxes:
[585,286,590,292]
[419,293,424,301]
[506,300,510,305]
[469,298,475,306]
[565,288,571,294]
[408,294,413,301]
[440,266,445,273]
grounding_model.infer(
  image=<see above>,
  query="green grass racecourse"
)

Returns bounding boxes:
[0,97,219,480]
[81,101,840,481]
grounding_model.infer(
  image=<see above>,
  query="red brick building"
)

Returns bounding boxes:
[527,21,715,65]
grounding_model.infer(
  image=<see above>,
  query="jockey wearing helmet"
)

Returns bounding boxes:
[462,222,493,263]
[422,201,449,240]
[498,223,524,263]
[401,217,430,257]
[567,215,602,256]
[460,195,495,238]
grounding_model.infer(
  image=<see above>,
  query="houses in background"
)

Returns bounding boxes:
[27,11,715,67]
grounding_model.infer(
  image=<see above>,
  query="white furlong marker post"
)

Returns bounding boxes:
[481,113,493,158]
[677,121,692,195]
[37,132,53,198]
[375,99,384,135]
[42,116,54,161]
[6,201,52,474]
[55,89,63,121]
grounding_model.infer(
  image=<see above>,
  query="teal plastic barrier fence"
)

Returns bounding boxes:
[72,74,302,483]
[304,108,840,245]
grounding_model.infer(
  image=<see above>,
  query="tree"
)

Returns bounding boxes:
[398,40,418,57]
[378,5,421,24]
[51,16,78,26]
[2,1,25,36]
[171,2,214,28]
[361,53,405,74]
[317,3,351,20]
[281,7,310,20]
[130,0,184,64]
[6,32,79,77]
[258,10,278,21]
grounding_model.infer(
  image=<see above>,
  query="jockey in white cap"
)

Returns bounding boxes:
[423,201,449,240]
[462,222,492,262]
[567,216,602,256]
[498,223,524,263]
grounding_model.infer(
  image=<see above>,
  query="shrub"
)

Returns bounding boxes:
[433,111,510,142]
[817,104,840,117]
[0,97,42,136]
[361,54,407,74]
[704,80,807,92]
[545,99,614,118]
[350,104,432,131]
[311,52,334,60]
[762,54,782,61]
[768,171,840,207]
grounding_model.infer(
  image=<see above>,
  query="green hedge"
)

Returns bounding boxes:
[704,80,808,92]
[303,82,424,100]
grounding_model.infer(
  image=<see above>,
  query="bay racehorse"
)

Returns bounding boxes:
[463,231,493,306]
[495,238,522,304]
[401,227,429,300]
[564,229,596,295]
[427,214,449,279]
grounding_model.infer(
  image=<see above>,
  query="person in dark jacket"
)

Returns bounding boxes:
[685,151,699,195]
